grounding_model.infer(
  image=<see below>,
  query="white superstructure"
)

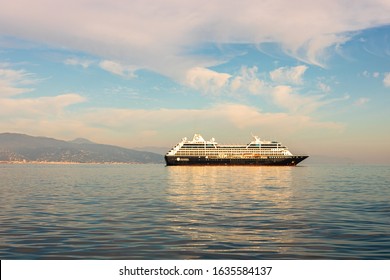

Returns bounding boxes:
[166,134,294,158]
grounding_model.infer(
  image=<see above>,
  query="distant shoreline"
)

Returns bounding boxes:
[0,133,164,164]
[0,161,149,165]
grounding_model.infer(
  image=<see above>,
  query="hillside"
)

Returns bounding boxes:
[0,133,164,163]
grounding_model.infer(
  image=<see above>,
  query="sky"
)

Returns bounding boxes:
[0,0,390,163]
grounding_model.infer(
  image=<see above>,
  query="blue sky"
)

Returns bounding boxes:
[0,0,389,163]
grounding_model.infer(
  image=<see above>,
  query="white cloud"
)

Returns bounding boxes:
[291,34,350,67]
[64,57,93,68]
[269,81,348,114]
[318,81,331,93]
[1,64,86,118]
[185,67,231,93]
[354,97,370,106]
[0,65,36,97]
[0,100,343,147]
[363,70,382,79]
[99,60,137,79]
[230,76,242,91]
[185,65,265,95]
[212,103,343,133]
[185,64,345,114]
[271,85,328,114]
[0,93,87,116]
[362,70,370,78]
[1,1,389,78]
[237,66,265,94]
[384,73,390,87]
[69,103,344,146]
[270,65,308,84]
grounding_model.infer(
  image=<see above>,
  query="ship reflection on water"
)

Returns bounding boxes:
[165,166,303,258]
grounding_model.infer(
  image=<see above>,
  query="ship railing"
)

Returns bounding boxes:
[166,141,187,155]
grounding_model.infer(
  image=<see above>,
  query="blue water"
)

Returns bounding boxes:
[0,163,389,259]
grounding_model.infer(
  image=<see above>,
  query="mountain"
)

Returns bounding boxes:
[68,138,96,144]
[0,133,164,163]
[133,146,170,155]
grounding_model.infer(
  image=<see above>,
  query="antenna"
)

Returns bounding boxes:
[251,132,261,142]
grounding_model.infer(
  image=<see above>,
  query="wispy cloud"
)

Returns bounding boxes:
[185,67,231,94]
[1,1,389,78]
[270,85,346,114]
[99,60,137,79]
[317,81,331,93]
[64,57,93,68]
[0,64,36,97]
[0,62,347,148]
[354,97,370,106]
[0,59,346,154]
[0,95,343,148]
[289,34,350,67]
[185,64,347,114]
[235,66,266,94]
[185,66,267,95]
[0,94,87,116]
[362,70,382,79]
[270,65,308,85]
[0,64,86,122]
[384,72,390,87]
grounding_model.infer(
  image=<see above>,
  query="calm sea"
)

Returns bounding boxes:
[0,163,389,259]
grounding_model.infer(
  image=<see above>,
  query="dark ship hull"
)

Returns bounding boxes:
[165,155,308,166]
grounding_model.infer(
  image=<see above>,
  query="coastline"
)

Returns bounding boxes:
[0,161,146,165]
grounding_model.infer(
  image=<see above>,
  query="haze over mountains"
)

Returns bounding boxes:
[0,133,164,163]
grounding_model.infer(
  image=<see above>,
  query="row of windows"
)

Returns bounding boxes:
[181,146,286,151]
[178,148,285,151]
[182,144,281,148]
[175,151,287,156]
[182,144,216,147]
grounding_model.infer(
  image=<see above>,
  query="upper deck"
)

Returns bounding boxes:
[166,134,293,157]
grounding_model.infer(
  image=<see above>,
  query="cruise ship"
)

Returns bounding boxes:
[165,134,308,166]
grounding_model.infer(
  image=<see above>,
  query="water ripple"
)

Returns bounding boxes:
[0,164,389,259]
